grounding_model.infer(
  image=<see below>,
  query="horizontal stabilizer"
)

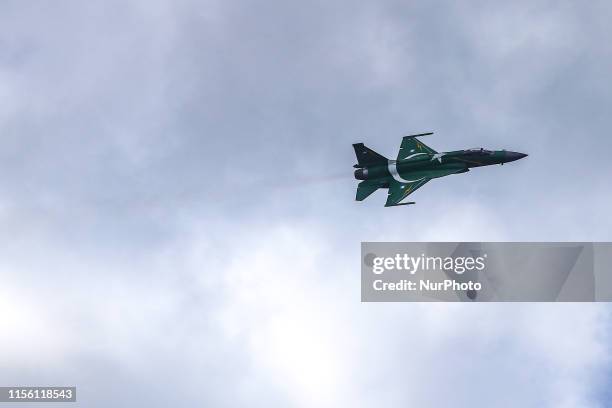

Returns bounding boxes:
[356,181,380,201]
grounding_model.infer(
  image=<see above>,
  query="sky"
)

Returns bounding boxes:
[1,0,612,407]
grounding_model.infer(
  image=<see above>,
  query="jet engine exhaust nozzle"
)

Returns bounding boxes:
[354,168,368,180]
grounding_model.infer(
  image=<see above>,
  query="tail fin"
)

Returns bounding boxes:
[353,143,388,167]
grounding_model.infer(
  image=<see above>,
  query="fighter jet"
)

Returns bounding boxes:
[353,132,527,207]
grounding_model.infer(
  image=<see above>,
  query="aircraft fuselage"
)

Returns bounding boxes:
[352,134,527,206]
[354,149,527,182]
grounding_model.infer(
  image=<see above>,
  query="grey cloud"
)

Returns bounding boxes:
[1,0,612,407]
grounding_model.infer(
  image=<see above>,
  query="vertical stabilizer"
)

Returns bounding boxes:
[352,143,388,167]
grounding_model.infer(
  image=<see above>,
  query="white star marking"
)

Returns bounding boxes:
[431,153,446,163]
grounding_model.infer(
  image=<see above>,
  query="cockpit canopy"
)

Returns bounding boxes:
[464,148,494,155]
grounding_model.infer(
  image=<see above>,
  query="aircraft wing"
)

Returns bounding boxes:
[385,178,430,207]
[384,167,468,207]
[397,136,437,161]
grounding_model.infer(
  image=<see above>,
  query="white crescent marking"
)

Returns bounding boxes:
[387,160,427,184]
[403,153,428,160]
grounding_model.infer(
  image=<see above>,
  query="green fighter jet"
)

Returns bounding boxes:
[353,132,527,207]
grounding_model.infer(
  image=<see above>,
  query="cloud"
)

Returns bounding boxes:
[0,218,609,407]
[1,0,611,407]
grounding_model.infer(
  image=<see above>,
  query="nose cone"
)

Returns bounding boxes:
[505,151,528,163]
